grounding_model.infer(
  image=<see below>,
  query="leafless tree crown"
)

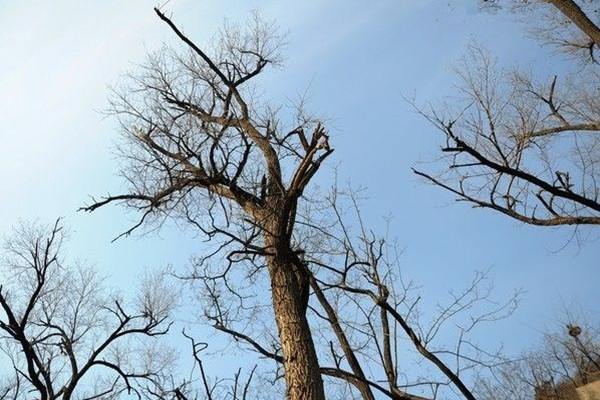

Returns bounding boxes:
[476,318,600,400]
[82,8,333,400]
[0,220,175,400]
[416,0,600,229]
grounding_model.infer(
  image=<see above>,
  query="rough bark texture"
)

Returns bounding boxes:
[265,230,325,400]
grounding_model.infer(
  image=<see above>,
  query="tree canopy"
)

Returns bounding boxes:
[416,0,600,228]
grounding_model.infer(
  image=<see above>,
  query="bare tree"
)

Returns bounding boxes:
[190,188,520,400]
[299,190,519,400]
[415,0,600,228]
[140,329,259,400]
[78,7,529,400]
[476,316,600,400]
[82,7,332,400]
[0,220,175,400]
[480,0,600,62]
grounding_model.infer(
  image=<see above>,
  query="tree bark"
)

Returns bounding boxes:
[547,0,600,45]
[264,229,325,400]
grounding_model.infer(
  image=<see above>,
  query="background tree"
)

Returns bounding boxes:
[476,316,600,400]
[481,0,600,60]
[0,220,175,400]
[415,0,600,228]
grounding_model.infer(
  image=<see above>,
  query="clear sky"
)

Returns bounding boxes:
[0,0,597,381]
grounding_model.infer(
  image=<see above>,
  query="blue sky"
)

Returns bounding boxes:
[0,0,597,376]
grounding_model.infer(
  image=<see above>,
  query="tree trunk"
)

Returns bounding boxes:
[265,232,326,400]
[547,0,600,45]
